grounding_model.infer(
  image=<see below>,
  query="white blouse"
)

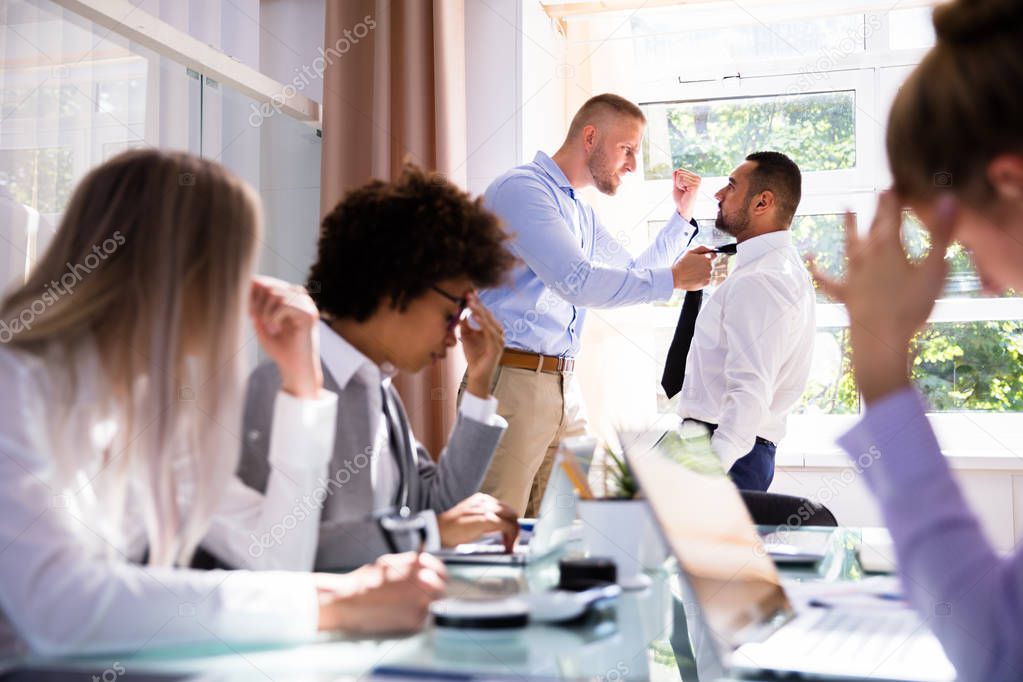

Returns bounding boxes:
[0,342,338,657]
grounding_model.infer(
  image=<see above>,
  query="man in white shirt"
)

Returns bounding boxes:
[675,151,815,490]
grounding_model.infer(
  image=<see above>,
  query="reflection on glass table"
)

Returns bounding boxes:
[4,525,892,682]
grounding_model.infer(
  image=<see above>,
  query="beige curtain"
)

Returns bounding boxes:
[320,0,468,457]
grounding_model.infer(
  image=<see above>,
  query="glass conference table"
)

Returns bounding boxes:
[4,527,876,682]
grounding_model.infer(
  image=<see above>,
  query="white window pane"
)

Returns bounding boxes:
[793,320,1023,416]
[0,0,199,288]
[795,328,858,416]
[791,213,846,303]
[642,92,856,180]
[629,11,866,79]
[914,322,1023,412]
[889,8,936,50]
[902,212,1016,299]
[203,81,322,283]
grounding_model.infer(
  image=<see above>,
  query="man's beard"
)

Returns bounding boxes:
[715,199,751,237]
[587,145,620,196]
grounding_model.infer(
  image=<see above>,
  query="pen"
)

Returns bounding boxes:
[559,453,594,500]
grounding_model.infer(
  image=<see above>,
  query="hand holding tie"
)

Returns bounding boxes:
[663,242,737,399]
[672,246,715,290]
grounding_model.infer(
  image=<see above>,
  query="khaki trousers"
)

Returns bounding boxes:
[462,366,589,517]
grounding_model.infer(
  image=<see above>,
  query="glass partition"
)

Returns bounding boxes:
[201,77,322,285]
[2,0,322,300]
[0,0,200,295]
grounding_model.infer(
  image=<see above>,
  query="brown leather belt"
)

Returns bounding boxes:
[499,348,575,374]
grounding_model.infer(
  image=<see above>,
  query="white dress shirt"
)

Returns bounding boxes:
[678,230,815,470]
[318,321,500,512]
[0,340,338,656]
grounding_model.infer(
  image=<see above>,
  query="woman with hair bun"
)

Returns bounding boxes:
[812,1,1023,679]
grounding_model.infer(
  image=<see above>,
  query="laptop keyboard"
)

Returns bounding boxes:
[735,607,956,681]
[797,608,918,659]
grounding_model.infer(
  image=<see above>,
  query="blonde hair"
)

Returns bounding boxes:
[566,93,646,141]
[0,149,261,566]
[886,0,1023,204]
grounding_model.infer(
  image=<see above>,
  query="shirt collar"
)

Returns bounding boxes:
[533,151,575,199]
[319,320,396,390]
[734,230,793,270]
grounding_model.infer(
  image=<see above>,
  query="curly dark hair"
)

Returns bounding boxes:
[309,164,516,321]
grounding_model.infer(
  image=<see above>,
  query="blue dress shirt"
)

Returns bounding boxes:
[480,151,698,357]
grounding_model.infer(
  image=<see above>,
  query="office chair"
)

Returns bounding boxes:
[740,490,838,527]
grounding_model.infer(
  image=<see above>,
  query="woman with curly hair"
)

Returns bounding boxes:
[237,164,521,570]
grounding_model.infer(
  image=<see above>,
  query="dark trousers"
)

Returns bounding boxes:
[686,419,776,491]
[727,439,776,491]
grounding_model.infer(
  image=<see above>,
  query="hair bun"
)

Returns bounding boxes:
[933,0,1023,45]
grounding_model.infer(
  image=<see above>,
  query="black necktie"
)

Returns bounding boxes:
[661,243,737,399]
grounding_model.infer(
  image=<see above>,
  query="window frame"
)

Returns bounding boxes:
[578,6,1023,454]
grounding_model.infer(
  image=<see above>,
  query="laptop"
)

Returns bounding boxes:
[438,437,595,565]
[760,527,834,564]
[623,425,956,682]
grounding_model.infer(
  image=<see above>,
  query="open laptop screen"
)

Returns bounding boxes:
[623,426,792,647]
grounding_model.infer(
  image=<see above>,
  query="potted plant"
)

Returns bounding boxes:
[602,446,639,500]
[577,445,660,590]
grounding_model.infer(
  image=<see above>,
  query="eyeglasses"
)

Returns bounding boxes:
[431,285,468,332]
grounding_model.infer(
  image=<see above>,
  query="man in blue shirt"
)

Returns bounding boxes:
[475,93,714,515]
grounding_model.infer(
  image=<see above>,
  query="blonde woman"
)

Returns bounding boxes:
[0,150,445,657]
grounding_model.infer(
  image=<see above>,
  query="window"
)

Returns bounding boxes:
[790,214,848,303]
[0,0,200,296]
[643,92,857,180]
[889,8,937,50]
[0,0,322,296]
[554,2,1023,451]
[0,147,74,215]
[915,322,1023,411]
[798,328,858,416]
[629,11,866,78]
